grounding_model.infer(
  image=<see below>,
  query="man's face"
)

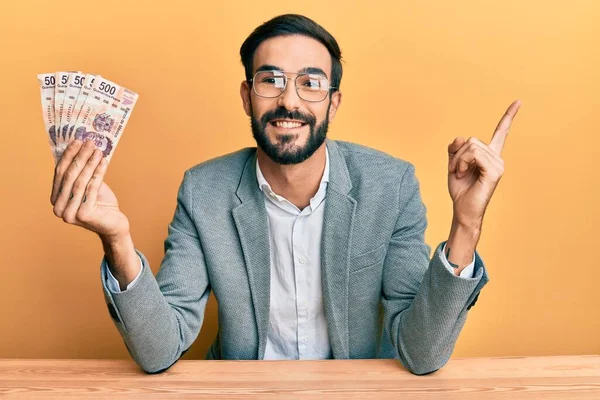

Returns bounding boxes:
[241,35,341,165]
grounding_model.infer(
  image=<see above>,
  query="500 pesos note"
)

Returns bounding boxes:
[37,73,58,163]
[71,76,138,162]
[61,76,123,159]
[101,87,138,160]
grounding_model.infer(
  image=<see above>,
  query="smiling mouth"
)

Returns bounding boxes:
[269,119,308,129]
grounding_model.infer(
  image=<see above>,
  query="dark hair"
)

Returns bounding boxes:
[240,14,343,92]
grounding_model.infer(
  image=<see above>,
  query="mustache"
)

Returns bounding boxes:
[260,107,316,126]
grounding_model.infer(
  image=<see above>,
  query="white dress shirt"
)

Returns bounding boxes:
[106,149,475,360]
[259,149,332,360]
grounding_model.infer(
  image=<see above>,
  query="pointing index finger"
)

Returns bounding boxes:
[489,100,521,155]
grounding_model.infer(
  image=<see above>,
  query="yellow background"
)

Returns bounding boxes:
[0,0,598,360]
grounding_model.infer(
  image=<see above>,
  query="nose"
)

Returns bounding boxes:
[276,77,302,111]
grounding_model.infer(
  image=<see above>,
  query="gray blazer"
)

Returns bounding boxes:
[101,139,488,374]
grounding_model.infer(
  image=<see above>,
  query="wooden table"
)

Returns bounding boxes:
[1,356,599,399]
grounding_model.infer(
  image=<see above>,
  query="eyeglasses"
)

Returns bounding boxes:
[249,70,336,103]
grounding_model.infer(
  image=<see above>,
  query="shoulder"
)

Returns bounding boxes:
[332,140,416,184]
[182,147,256,190]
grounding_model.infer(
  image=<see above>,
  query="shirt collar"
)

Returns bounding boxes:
[256,148,329,212]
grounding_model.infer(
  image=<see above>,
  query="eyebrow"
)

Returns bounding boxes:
[255,64,329,78]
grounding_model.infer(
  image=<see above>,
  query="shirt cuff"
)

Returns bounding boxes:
[441,242,475,278]
[105,255,144,293]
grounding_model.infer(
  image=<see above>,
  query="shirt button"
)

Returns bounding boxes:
[299,257,306,264]
[304,338,309,343]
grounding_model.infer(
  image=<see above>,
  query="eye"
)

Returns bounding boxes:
[258,75,285,88]
[298,75,328,91]
[303,79,320,88]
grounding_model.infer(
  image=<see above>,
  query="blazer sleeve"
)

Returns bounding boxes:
[381,163,489,375]
[100,170,211,373]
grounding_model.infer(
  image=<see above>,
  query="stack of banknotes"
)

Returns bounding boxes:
[37,72,138,164]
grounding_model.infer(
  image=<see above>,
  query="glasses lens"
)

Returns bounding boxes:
[296,74,330,102]
[253,71,286,98]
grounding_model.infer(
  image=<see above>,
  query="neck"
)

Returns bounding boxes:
[257,143,327,209]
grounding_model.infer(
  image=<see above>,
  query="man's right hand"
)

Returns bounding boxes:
[51,139,129,239]
[51,139,140,289]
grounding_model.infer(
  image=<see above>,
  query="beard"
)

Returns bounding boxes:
[250,102,330,165]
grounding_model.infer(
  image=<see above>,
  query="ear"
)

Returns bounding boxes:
[328,91,342,122]
[240,80,252,117]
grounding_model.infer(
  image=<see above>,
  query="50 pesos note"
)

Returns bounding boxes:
[54,72,70,152]
[37,73,58,163]
[69,74,96,139]
[60,72,85,143]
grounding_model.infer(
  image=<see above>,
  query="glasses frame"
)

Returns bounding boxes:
[248,70,337,103]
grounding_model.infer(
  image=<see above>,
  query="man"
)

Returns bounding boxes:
[50,14,520,375]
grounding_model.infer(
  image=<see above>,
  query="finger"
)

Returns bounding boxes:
[449,137,487,172]
[448,137,466,162]
[78,157,109,220]
[456,143,503,179]
[481,148,504,178]
[53,140,96,218]
[453,138,502,175]
[455,146,490,178]
[489,100,521,155]
[61,149,104,224]
[51,140,83,205]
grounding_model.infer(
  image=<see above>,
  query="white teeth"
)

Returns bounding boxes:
[275,121,303,128]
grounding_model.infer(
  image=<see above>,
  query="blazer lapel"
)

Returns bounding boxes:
[321,140,356,359]
[232,151,271,360]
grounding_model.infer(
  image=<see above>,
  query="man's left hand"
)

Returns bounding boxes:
[447,100,521,229]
